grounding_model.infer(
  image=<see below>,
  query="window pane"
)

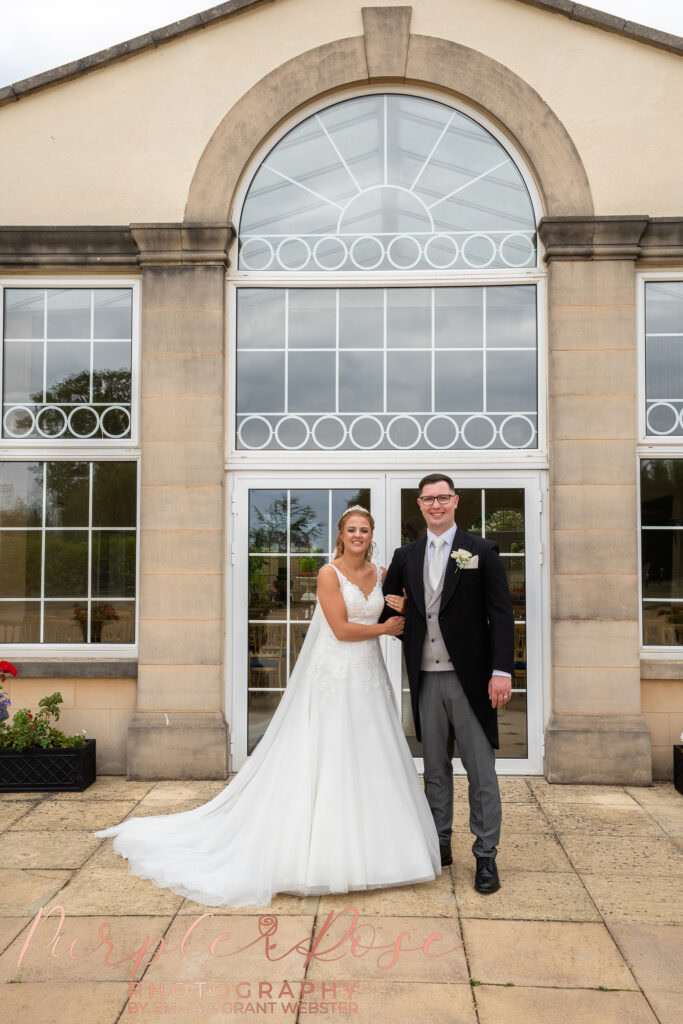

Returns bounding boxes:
[646,281,683,334]
[642,530,683,599]
[44,531,88,597]
[331,488,371,530]
[487,351,537,412]
[387,290,431,348]
[237,290,285,349]
[92,343,132,402]
[387,351,430,411]
[645,338,683,401]
[237,352,284,413]
[249,491,288,553]
[289,290,335,348]
[485,489,525,553]
[4,290,44,338]
[288,351,334,413]
[435,288,483,348]
[642,603,683,646]
[46,462,89,527]
[3,342,43,403]
[248,689,284,754]
[0,462,43,526]
[0,531,42,597]
[249,556,287,620]
[45,342,90,403]
[340,290,383,348]
[339,351,383,412]
[641,460,683,525]
[92,531,136,597]
[290,490,328,552]
[435,351,482,411]
[46,289,90,339]
[0,601,40,643]
[92,462,137,528]
[44,602,86,644]
[487,286,536,347]
[93,290,132,339]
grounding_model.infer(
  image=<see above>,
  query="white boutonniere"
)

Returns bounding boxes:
[451,548,473,571]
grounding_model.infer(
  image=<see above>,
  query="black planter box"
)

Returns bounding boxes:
[675,745,683,796]
[0,738,96,792]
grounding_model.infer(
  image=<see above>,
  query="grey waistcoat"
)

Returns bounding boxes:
[420,545,454,672]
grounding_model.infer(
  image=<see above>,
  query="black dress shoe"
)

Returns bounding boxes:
[474,856,500,893]
[440,843,453,867]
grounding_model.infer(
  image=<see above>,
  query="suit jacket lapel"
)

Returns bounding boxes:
[407,536,427,618]
[439,527,471,612]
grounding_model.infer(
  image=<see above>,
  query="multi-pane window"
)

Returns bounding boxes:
[236,285,538,451]
[2,288,132,440]
[0,461,137,644]
[644,282,683,436]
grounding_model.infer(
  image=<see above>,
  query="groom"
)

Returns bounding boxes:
[383,473,514,894]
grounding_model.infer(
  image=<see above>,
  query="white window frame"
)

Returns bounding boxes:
[637,270,683,656]
[226,86,548,473]
[0,275,141,657]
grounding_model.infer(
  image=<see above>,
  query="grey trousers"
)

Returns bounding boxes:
[418,669,501,858]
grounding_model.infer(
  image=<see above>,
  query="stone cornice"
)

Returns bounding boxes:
[0,224,235,270]
[0,0,680,110]
[539,217,683,261]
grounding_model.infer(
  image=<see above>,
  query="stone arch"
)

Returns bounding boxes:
[184,30,593,225]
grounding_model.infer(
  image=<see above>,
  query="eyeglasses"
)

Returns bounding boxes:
[418,494,455,506]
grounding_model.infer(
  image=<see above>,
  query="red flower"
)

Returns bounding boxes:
[0,661,17,677]
[30,723,35,729]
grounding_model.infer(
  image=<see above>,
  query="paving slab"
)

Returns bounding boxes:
[608,922,683,995]
[452,831,573,872]
[50,777,156,801]
[43,866,183,916]
[9,800,140,832]
[0,914,175,982]
[454,868,600,921]
[530,780,642,807]
[0,829,101,869]
[474,985,659,1024]
[0,869,72,916]
[333,981,477,1023]
[143,914,315,982]
[582,873,683,925]
[453,802,551,834]
[124,981,307,1024]
[178,892,320,916]
[318,871,456,917]
[305,914,467,982]
[542,804,665,837]
[0,917,29,955]
[2,981,130,1024]
[0,801,40,829]
[462,920,637,989]
[560,832,683,876]
[498,778,535,803]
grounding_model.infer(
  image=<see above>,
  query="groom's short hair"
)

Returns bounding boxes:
[418,472,455,495]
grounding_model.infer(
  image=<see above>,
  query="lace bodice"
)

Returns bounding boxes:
[327,563,385,625]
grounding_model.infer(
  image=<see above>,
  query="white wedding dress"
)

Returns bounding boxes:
[95,564,441,906]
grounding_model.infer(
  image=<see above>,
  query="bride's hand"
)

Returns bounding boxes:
[385,589,407,615]
[383,615,405,637]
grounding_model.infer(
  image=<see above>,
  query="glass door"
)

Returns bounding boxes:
[386,472,545,774]
[228,474,385,766]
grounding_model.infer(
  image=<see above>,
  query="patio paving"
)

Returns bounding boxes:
[0,776,681,1023]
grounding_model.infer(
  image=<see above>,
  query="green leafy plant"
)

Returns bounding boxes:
[0,664,86,752]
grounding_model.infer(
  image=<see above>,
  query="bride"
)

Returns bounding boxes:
[95,506,441,907]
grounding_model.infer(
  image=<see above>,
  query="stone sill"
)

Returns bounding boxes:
[641,658,683,681]
[9,660,137,679]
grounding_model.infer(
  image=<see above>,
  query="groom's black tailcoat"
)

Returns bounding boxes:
[382,529,514,750]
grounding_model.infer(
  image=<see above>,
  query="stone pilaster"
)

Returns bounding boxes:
[126,223,233,779]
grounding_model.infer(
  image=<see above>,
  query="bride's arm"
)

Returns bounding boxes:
[317,566,404,642]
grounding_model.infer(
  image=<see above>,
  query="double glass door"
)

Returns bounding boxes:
[228,471,545,773]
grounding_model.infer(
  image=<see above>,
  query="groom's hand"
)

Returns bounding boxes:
[488,673,512,710]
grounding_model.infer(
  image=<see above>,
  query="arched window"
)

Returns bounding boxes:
[234,92,541,453]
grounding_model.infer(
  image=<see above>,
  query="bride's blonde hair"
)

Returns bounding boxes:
[334,506,375,561]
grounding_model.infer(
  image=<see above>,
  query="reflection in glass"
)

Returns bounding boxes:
[435,288,482,348]
[0,601,40,643]
[288,352,335,413]
[3,342,43,403]
[0,532,42,598]
[236,352,284,413]
[487,351,536,413]
[4,290,44,338]
[45,342,90,403]
[484,489,525,553]
[486,286,536,347]
[46,462,89,526]
[289,290,335,348]
[340,290,383,348]
[0,462,43,526]
[435,351,483,411]
[642,531,683,599]
[249,491,287,552]
[641,460,683,526]
[249,556,287,620]
[93,290,132,339]
[290,555,325,621]
[642,602,683,646]
[92,463,137,527]
[46,289,90,339]
[339,351,383,412]
[387,290,430,348]
[92,531,136,597]
[497,691,527,758]
[44,531,88,597]
[387,351,430,411]
[645,281,683,334]
[290,622,311,672]
[249,623,286,690]
[646,338,683,402]
[248,690,285,754]
[331,489,371,531]
[237,290,286,349]
[290,490,328,552]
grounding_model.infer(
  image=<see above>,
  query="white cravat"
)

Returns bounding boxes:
[429,537,445,590]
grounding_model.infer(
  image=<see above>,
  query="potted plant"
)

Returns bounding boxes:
[0,661,96,792]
